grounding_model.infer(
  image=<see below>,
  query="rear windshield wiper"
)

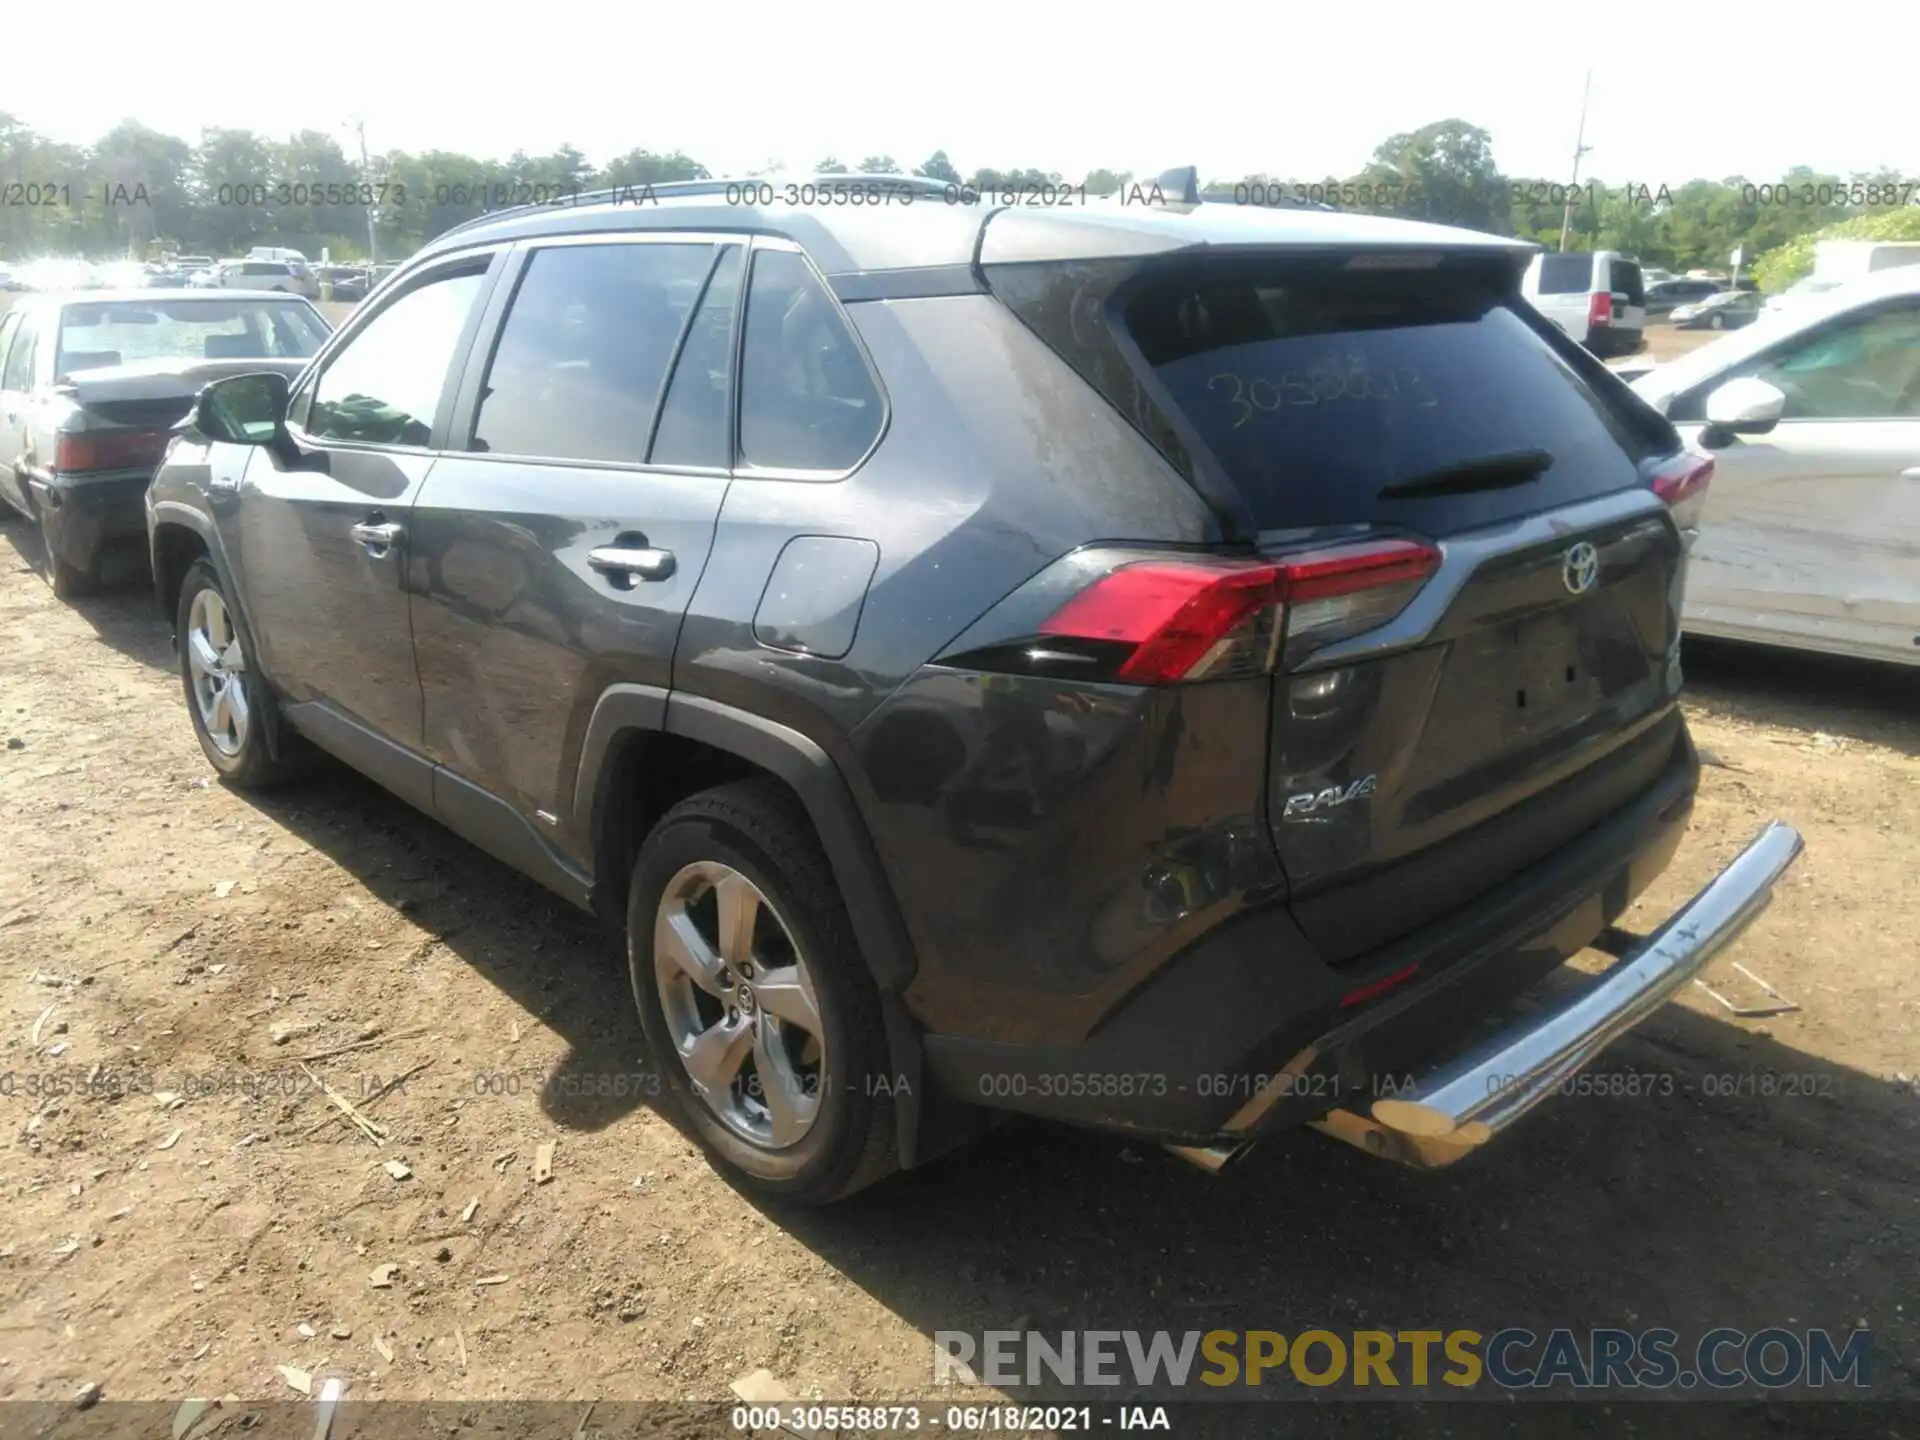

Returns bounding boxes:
[1377,448,1554,500]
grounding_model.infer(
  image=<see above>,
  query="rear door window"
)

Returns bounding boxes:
[1535,253,1596,294]
[1608,259,1645,305]
[737,247,884,473]
[1119,259,1662,532]
[470,240,713,465]
[0,313,22,384]
[650,246,743,470]
[2,318,35,391]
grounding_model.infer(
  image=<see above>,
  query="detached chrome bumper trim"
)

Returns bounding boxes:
[1322,821,1804,1168]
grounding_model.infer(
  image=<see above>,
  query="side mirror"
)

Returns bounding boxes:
[1699,376,1785,447]
[190,371,292,451]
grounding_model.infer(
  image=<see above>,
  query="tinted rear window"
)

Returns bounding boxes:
[1607,259,1645,305]
[1119,262,1661,531]
[1535,253,1596,294]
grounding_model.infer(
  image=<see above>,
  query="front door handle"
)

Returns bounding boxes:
[208,475,239,496]
[350,520,404,551]
[1901,467,1920,481]
[587,545,675,582]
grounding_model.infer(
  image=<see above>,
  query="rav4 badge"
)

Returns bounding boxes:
[1282,775,1378,820]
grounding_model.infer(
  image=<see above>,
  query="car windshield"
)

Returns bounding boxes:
[56,298,330,373]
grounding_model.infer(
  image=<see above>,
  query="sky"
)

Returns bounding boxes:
[7,1,1915,186]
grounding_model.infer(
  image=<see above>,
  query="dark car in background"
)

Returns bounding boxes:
[1643,277,1723,317]
[0,290,331,594]
[1672,289,1764,329]
[145,174,1800,1204]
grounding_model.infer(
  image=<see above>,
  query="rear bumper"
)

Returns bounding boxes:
[923,732,1805,1165]
[28,470,153,571]
[925,731,1708,1141]
[1315,820,1803,1166]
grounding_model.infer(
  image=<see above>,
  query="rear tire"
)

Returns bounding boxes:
[176,559,312,788]
[628,779,899,1205]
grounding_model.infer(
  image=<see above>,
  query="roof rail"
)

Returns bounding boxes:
[430,172,960,245]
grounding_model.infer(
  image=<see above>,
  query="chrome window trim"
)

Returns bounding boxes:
[455,234,735,474]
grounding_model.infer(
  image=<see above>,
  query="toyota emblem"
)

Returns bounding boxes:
[1562,542,1600,596]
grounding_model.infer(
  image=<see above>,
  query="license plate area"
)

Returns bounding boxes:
[1505,610,1602,738]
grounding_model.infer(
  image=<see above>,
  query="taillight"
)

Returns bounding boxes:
[1649,450,1714,530]
[1028,538,1440,685]
[1588,291,1613,328]
[53,429,171,475]
[1269,538,1442,668]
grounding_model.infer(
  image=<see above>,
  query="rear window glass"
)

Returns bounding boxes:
[1121,263,1660,531]
[1607,259,1645,305]
[1535,253,1596,294]
[57,299,330,372]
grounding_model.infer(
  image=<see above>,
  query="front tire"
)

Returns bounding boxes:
[177,559,310,788]
[628,779,899,1205]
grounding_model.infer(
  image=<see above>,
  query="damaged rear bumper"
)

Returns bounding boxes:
[1303,821,1805,1167]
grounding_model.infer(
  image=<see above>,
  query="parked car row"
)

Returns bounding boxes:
[0,289,334,593]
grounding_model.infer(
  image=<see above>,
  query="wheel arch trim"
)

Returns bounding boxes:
[571,685,937,1168]
[572,686,918,996]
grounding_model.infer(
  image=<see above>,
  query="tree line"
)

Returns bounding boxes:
[3,113,1914,289]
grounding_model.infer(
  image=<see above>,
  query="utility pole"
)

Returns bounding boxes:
[345,117,379,266]
[1558,69,1593,252]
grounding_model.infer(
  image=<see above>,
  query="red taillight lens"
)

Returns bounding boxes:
[1588,291,1614,328]
[1035,539,1440,685]
[53,429,171,475]
[1649,450,1714,530]
[1039,558,1281,684]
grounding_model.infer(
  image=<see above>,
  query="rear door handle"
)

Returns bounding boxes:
[587,545,676,582]
[350,520,404,551]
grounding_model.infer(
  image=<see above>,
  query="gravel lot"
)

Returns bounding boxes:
[0,313,1914,1432]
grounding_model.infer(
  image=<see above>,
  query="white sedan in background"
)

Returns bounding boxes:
[1630,265,1920,668]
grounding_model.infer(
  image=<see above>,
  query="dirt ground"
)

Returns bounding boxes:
[1,466,1917,1425]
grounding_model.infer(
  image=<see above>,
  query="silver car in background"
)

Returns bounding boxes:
[1631,265,1920,667]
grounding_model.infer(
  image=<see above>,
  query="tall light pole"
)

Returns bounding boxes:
[1558,69,1593,252]
[344,117,379,266]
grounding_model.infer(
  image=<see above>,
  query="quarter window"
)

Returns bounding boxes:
[738,248,883,472]
[472,242,714,465]
[305,267,487,447]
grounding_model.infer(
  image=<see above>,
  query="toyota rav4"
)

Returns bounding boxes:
[146,171,1803,1204]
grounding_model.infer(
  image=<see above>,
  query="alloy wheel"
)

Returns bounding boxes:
[186,588,249,756]
[653,861,827,1149]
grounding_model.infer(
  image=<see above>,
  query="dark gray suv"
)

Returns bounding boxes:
[146,173,1803,1204]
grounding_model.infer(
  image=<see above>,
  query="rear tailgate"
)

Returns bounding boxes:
[985,233,1696,963]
